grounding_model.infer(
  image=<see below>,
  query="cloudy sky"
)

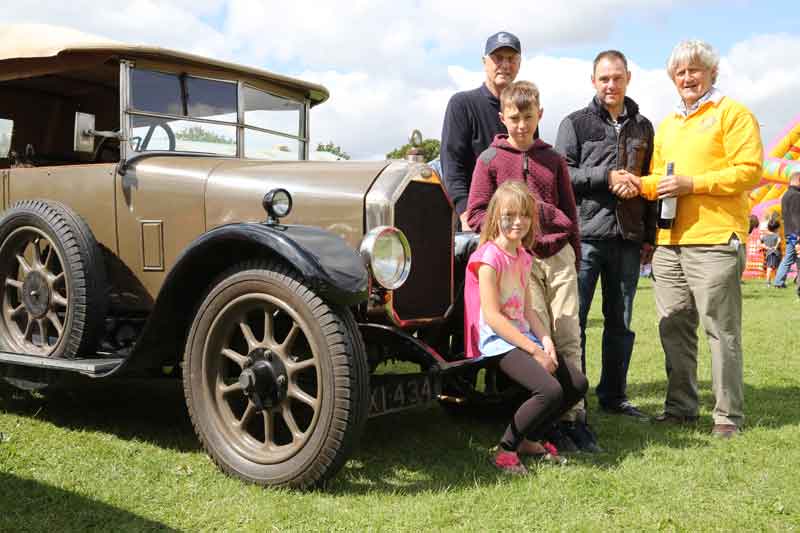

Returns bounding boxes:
[3,1,799,159]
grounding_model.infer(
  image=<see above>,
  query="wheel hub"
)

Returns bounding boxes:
[238,348,288,410]
[21,271,51,318]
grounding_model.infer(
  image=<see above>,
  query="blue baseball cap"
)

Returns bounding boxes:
[485,31,521,56]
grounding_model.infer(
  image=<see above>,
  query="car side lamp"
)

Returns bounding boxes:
[263,188,293,224]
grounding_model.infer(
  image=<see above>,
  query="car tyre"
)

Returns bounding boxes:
[0,200,107,358]
[183,260,369,489]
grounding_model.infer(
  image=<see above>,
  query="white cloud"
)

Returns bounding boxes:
[304,70,454,159]
[718,33,800,152]
[309,32,800,159]
[224,0,695,83]
[1,1,231,59]
[2,4,797,159]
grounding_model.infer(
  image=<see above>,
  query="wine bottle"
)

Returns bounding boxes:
[657,162,677,229]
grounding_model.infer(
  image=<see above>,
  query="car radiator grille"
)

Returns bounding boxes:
[392,180,453,321]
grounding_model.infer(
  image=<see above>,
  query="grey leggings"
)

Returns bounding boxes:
[498,348,588,451]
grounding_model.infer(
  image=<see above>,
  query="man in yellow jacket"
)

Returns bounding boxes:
[615,40,762,438]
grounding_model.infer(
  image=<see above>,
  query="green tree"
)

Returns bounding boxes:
[316,141,350,160]
[386,138,440,162]
[175,126,235,144]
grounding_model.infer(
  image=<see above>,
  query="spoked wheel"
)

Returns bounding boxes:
[1,227,68,354]
[0,201,107,359]
[184,260,369,489]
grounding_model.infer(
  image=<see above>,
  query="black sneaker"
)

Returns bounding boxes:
[544,423,579,453]
[601,400,650,421]
[653,412,698,425]
[561,421,603,453]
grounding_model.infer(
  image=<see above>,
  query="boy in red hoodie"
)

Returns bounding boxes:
[467,81,599,453]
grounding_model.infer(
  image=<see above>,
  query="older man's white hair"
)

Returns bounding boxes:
[667,40,720,83]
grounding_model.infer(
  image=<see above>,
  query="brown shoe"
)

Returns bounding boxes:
[654,412,699,425]
[711,424,740,438]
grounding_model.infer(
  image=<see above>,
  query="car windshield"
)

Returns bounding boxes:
[128,68,307,159]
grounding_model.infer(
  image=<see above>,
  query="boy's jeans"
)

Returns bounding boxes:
[773,233,798,287]
[577,238,642,408]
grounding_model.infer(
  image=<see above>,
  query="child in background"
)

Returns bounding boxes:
[760,217,782,286]
[464,181,588,475]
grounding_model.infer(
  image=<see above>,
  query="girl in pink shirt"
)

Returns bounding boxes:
[465,181,588,474]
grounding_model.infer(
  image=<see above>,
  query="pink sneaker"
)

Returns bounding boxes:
[492,450,528,475]
[539,441,567,465]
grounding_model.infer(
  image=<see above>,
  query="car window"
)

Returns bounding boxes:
[185,76,237,121]
[130,115,236,156]
[130,69,183,116]
[244,129,301,160]
[131,69,237,122]
[0,118,12,157]
[244,86,302,137]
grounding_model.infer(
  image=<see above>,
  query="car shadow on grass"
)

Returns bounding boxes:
[0,472,178,532]
[0,377,199,453]
[3,376,797,495]
[333,378,800,493]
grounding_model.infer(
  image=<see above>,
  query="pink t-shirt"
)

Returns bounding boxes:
[464,241,533,359]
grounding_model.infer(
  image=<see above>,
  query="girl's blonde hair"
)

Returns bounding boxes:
[479,180,539,249]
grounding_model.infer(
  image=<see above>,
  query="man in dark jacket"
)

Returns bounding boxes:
[555,50,657,419]
[442,31,537,230]
[773,171,800,293]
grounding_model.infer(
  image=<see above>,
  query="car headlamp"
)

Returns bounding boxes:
[359,226,411,290]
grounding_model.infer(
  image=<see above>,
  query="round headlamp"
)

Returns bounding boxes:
[263,188,293,221]
[359,226,412,290]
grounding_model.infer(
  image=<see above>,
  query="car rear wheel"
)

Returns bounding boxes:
[0,200,107,358]
[183,260,369,489]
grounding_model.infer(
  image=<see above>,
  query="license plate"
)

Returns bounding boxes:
[369,373,439,417]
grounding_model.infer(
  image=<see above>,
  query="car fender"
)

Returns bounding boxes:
[102,222,368,377]
[176,223,369,305]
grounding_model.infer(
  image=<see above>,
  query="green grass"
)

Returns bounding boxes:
[1,279,799,532]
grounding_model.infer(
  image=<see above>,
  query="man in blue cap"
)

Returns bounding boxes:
[441,31,535,230]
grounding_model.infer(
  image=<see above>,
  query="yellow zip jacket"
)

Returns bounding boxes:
[641,95,763,245]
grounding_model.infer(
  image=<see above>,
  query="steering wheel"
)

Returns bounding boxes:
[139,122,176,152]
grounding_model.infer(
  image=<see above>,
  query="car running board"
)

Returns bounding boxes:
[0,351,124,376]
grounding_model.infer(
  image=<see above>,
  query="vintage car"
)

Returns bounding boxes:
[0,25,511,489]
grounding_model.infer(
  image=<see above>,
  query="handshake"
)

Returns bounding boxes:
[608,169,694,200]
[608,169,642,199]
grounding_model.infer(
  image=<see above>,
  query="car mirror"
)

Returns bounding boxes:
[74,112,96,153]
[74,112,121,153]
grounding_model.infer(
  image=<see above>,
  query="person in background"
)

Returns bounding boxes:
[618,40,763,438]
[555,50,656,423]
[760,217,782,286]
[772,171,800,289]
[441,31,538,230]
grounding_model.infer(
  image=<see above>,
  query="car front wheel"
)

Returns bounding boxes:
[183,260,368,489]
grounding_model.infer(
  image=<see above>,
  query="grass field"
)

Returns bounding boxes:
[1,279,799,532]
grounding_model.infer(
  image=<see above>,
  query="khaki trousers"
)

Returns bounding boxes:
[652,241,746,426]
[528,244,584,421]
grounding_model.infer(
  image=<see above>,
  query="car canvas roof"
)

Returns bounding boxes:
[0,24,329,105]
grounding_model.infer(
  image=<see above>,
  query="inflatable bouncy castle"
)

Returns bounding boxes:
[744,114,800,279]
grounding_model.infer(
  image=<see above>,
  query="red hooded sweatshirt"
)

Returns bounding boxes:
[467,134,580,265]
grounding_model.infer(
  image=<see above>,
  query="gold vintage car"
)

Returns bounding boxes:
[0,25,505,489]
